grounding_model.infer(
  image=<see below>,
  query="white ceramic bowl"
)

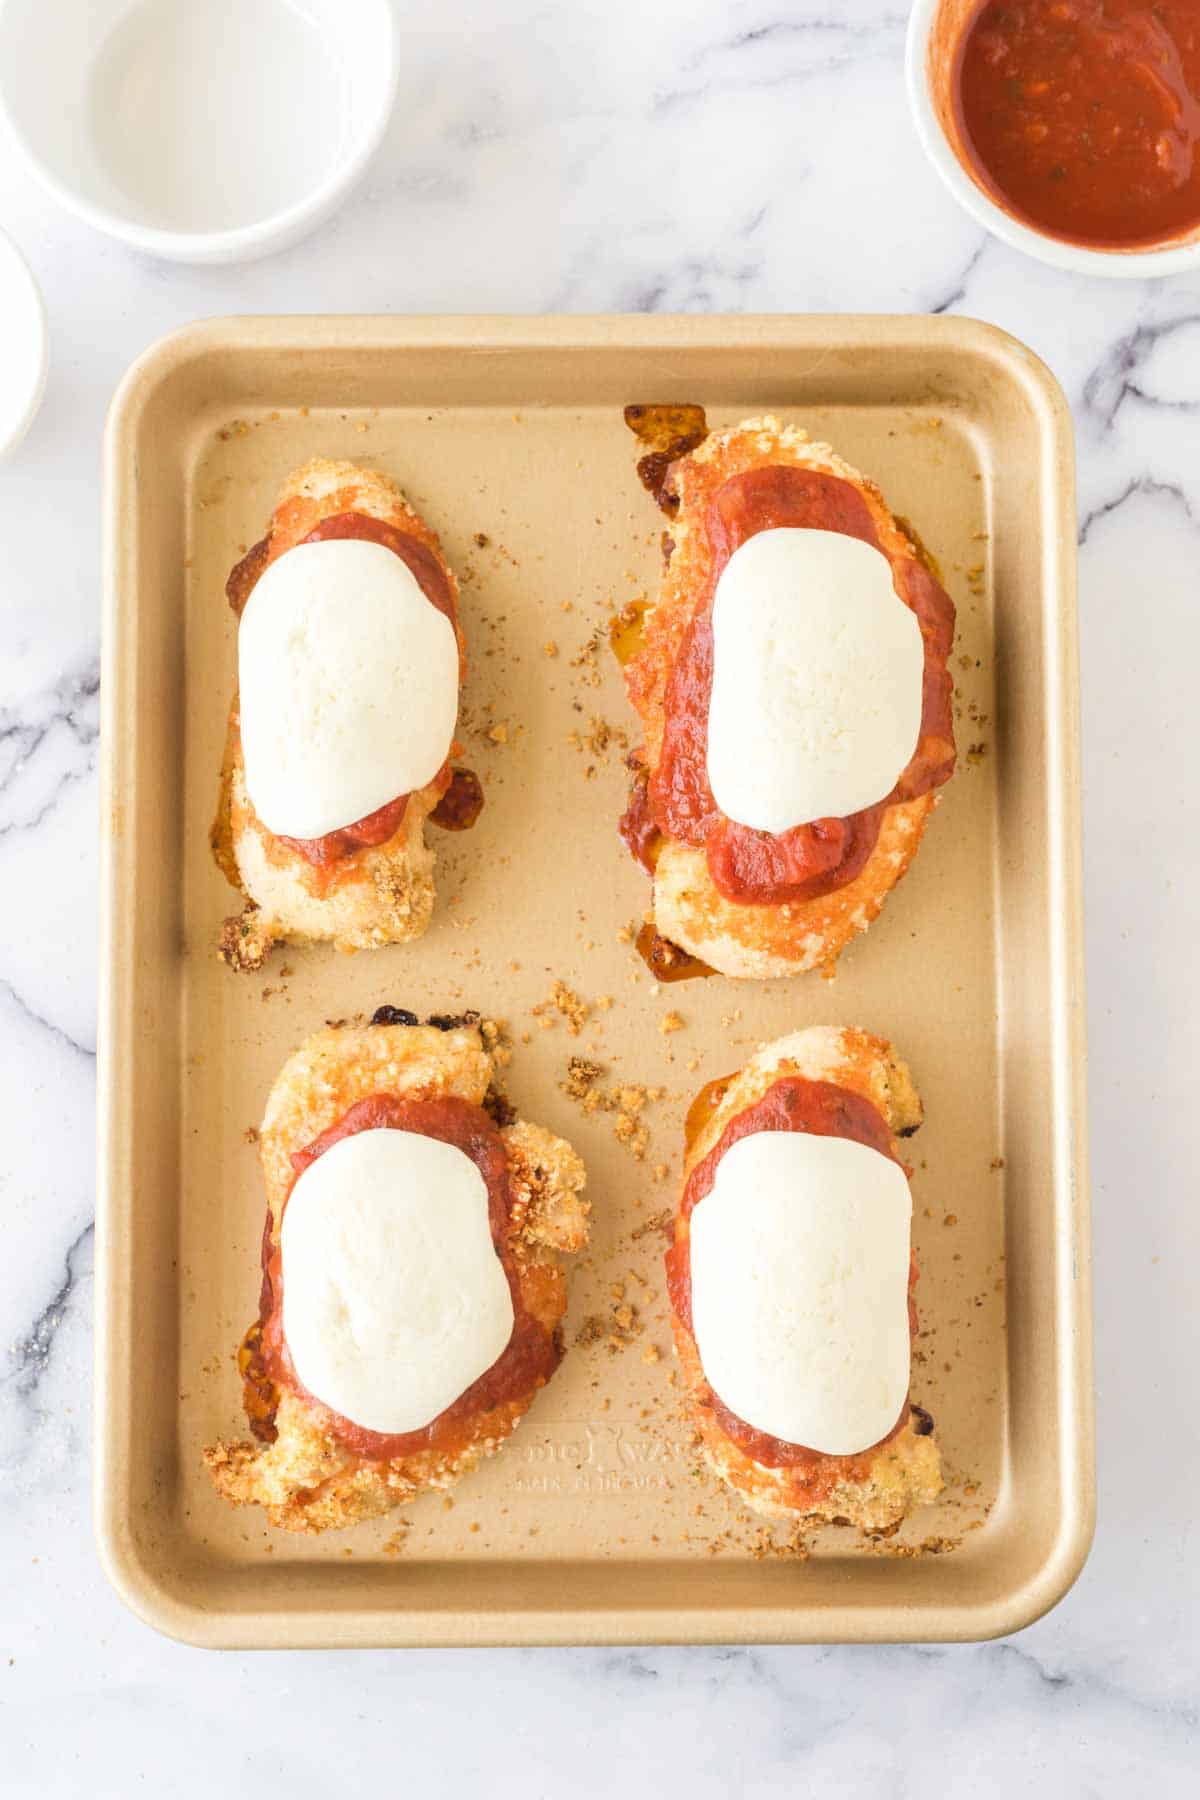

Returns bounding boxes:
[0,226,48,458]
[0,0,398,264]
[906,0,1200,279]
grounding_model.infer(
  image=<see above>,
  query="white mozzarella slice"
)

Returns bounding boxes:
[239,536,458,839]
[706,527,925,833]
[281,1126,514,1434]
[689,1128,911,1455]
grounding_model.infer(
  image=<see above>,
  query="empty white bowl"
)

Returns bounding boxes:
[906,0,1200,279]
[0,0,398,263]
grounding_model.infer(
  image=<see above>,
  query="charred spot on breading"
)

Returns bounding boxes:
[370,1005,420,1027]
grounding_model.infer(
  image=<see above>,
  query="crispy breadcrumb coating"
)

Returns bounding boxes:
[213,459,463,970]
[204,1020,588,1532]
[672,1026,942,1529]
[624,417,947,978]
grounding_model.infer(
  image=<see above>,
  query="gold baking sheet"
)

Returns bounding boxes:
[97,315,1092,1646]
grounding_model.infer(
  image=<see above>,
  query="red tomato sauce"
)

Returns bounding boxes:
[299,512,458,624]
[953,1,1200,249]
[667,1075,918,1471]
[247,1094,559,1462]
[276,792,414,868]
[226,511,462,871]
[624,466,956,906]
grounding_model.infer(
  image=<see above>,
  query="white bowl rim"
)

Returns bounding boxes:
[0,225,48,458]
[0,0,398,260]
[905,0,1200,279]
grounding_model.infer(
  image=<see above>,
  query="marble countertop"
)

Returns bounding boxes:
[1,1,1196,1791]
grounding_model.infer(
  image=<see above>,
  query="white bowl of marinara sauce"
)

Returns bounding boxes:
[906,0,1200,279]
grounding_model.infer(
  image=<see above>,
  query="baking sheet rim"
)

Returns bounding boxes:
[95,312,1094,1648]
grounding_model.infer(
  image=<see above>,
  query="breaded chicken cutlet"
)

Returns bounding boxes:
[620,411,957,979]
[668,1026,942,1530]
[214,458,481,971]
[204,1013,588,1533]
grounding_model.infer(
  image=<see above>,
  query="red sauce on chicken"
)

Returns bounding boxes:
[623,466,956,905]
[250,1094,558,1462]
[666,1075,918,1470]
[276,793,414,867]
[298,512,458,623]
[227,511,468,871]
